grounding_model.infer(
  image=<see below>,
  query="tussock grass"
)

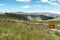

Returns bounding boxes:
[0,14,60,40]
[0,22,60,40]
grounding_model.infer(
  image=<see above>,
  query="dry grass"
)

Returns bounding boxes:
[0,22,60,40]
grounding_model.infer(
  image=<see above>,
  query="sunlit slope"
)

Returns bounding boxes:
[27,16,43,22]
[0,13,60,40]
[48,17,60,21]
[46,17,60,24]
[0,23,60,40]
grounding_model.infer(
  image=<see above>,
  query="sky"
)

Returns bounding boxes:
[0,0,60,14]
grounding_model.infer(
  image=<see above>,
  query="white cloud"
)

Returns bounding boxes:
[41,10,60,14]
[4,9,11,13]
[0,4,4,6]
[40,0,59,6]
[29,10,40,13]
[49,11,60,14]
[22,5,30,8]
[29,10,60,14]
[49,2,59,6]
[0,9,11,13]
[41,0,48,2]
[48,1,60,7]
[16,0,31,2]
[49,0,57,5]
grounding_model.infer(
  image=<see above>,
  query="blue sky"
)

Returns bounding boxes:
[0,0,60,14]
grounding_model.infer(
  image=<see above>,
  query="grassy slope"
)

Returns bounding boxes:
[0,14,11,19]
[43,17,60,29]
[0,14,60,40]
[0,23,60,40]
[46,17,60,23]
[0,14,18,20]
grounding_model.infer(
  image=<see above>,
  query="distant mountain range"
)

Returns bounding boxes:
[25,12,60,18]
[4,12,60,21]
[14,12,60,17]
[1,12,60,17]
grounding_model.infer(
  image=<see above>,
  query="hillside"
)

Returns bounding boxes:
[0,22,60,40]
[5,12,55,21]
[0,14,18,19]
[0,13,60,40]
[47,17,60,21]
[46,17,60,24]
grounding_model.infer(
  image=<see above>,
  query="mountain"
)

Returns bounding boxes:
[46,17,60,24]
[29,12,60,18]
[7,12,60,18]
[5,12,59,21]
[47,17,60,22]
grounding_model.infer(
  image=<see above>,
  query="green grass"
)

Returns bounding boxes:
[0,22,60,40]
[44,17,60,30]
[0,14,18,20]
[46,17,60,24]
[0,14,60,40]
